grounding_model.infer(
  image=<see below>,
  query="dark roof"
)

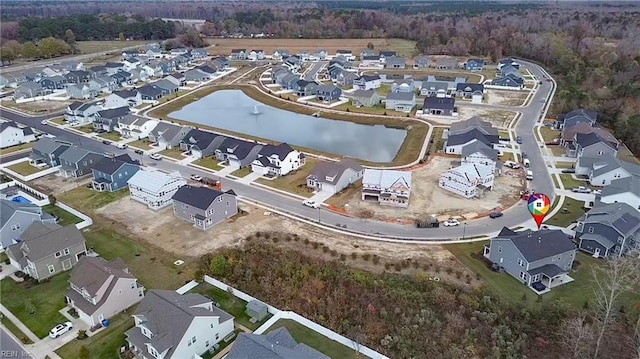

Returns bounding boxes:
[92,154,140,175]
[197,65,216,74]
[171,185,229,210]
[104,62,124,68]
[112,90,138,99]
[97,106,130,120]
[561,108,598,123]
[496,229,576,262]
[380,51,396,57]
[259,143,294,160]
[423,96,455,111]
[181,129,218,149]
[219,138,259,159]
[456,83,484,92]
[575,132,616,150]
[528,263,566,278]
[356,74,380,82]
[461,140,498,161]
[0,121,18,132]
[447,128,500,147]
[68,101,84,111]
[226,327,330,359]
[137,84,164,97]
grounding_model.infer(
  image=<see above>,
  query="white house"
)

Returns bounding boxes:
[127,170,187,210]
[123,58,141,71]
[0,121,36,149]
[576,153,640,187]
[125,290,234,359]
[353,75,381,91]
[117,114,158,139]
[361,169,412,208]
[439,163,495,198]
[250,143,304,177]
[385,92,415,113]
[66,257,144,327]
[306,159,364,194]
[104,90,142,109]
[461,141,498,168]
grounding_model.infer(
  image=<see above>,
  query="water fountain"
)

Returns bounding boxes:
[251,105,261,115]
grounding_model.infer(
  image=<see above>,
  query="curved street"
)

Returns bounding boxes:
[0,60,555,242]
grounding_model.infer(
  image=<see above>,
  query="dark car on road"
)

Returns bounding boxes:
[516,136,523,144]
[134,149,144,155]
[102,140,111,145]
[489,212,504,219]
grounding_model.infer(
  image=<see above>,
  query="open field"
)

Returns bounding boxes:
[540,126,560,142]
[455,107,517,128]
[76,40,148,54]
[150,84,429,167]
[56,311,133,359]
[485,89,528,106]
[207,38,418,58]
[58,186,130,210]
[255,158,318,197]
[335,156,524,221]
[0,142,34,156]
[6,161,44,176]
[29,173,92,196]
[42,204,83,226]
[1,99,74,114]
[266,319,358,359]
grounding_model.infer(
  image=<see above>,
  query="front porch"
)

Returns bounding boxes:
[92,178,112,192]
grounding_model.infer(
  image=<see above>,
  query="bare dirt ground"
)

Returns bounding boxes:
[30,173,91,195]
[3,99,74,115]
[486,89,529,106]
[455,107,518,128]
[340,156,524,221]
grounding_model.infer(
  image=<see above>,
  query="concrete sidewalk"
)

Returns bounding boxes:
[0,303,39,343]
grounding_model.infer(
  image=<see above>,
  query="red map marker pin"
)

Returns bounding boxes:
[527,193,551,229]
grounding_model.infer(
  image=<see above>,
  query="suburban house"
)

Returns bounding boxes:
[137,84,164,102]
[58,147,105,179]
[90,76,118,93]
[573,132,619,158]
[22,68,43,82]
[65,70,94,83]
[316,84,342,102]
[423,96,456,117]
[250,143,305,177]
[91,154,141,192]
[94,106,130,132]
[483,227,577,294]
[125,290,234,359]
[560,124,617,152]
[556,108,598,130]
[272,49,289,61]
[179,129,226,159]
[306,159,364,194]
[498,58,520,70]
[445,117,500,154]
[350,89,381,108]
[226,327,330,359]
[575,153,640,186]
[111,71,133,87]
[353,75,381,90]
[385,92,416,113]
[361,169,412,208]
[390,79,415,93]
[214,138,263,169]
[148,123,192,149]
[123,58,141,71]
[15,81,49,100]
[420,81,449,97]
[293,80,319,97]
[171,185,238,230]
[0,121,36,149]
[334,70,358,87]
[247,49,266,61]
[29,137,72,167]
[491,74,524,89]
[385,57,406,69]
[104,62,125,75]
[439,162,495,198]
[40,75,68,90]
[456,83,485,99]
[66,257,145,327]
[104,90,142,109]
[461,140,499,168]
[143,62,163,78]
[154,79,179,95]
[128,170,187,210]
[64,101,100,125]
[360,49,375,60]
[499,65,523,79]
[434,58,459,70]
[336,49,355,60]
[6,222,87,281]
[465,58,485,71]
[165,72,187,87]
[283,56,301,71]
[117,114,158,139]
[599,176,640,210]
[0,200,57,250]
[66,83,98,100]
[379,51,397,63]
[185,68,211,83]
[413,55,430,68]
[0,72,26,88]
[361,55,382,67]
[230,49,247,60]
[576,202,640,258]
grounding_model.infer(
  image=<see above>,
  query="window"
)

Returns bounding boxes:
[63,248,70,255]
[205,340,210,347]
[118,173,122,178]
[192,336,196,343]
[55,251,62,258]
[210,323,214,329]
[588,226,594,233]
[218,197,222,202]
[83,161,87,166]
[131,282,135,289]
[11,224,20,231]
[517,259,525,267]
[48,265,55,274]
[497,246,502,253]
[215,333,219,340]
[226,201,230,206]
[519,271,527,281]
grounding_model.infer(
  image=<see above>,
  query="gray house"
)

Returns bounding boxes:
[391,79,415,93]
[0,199,57,249]
[226,327,329,359]
[58,147,105,178]
[385,57,406,69]
[293,80,318,97]
[434,58,459,70]
[180,129,226,159]
[306,159,364,194]
[574,132,618,159]
[148,123,192,149]
[316,84,342,102]
[413,55,430,69]
[335,70,358,87]
[154,79,179,95]
[245,300,268,322]
[351,89,381,108]
[456,83,485,98]
[483,227,577,294]
[576,202,640,258]
[15,81,49,100]
[6,222,87,281]
[420,81,449,97]
[40,75,68,90]
[171,186,238,230]
[557,108,598,130]
[91,154,141,192]
[385,92,416,113]
[423,96,456,116]
[29,138,72,167]
[215,138,262,168]
[66,83,98,100]
[491,74,524,89]
[183,69,209,83]
[94,106,130,132]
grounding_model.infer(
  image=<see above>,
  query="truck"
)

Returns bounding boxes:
[416,215,439,228]
[523,158,530,167]
[525,170,534,180]
[201,177,222,190]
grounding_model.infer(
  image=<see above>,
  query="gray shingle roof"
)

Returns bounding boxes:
[97,106,130,120]
[386,92,414,101]
[447,128,499,147]
[423,96,455,111]
[0,199,46,229]
[582,202,640,237]
[461,140,498,161]
[602,175,640,197]
[449,116,498,136]
[171,185,226,210]
[59,147,101,163]
[11,222,85,262]
[226,327,330,359]
[456,83,484,93]
[496,228,576,262]
[69,257,133,296]
[259,143,294,160]
[351,89,377,99]
[32,137,71,155]
[112,90,139,99]
[307,159,363,185]
[92,154,139,175]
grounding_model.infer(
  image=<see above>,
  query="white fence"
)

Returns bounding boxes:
[484,84,524,91]
[0,157,61,182]
[57,201,93,229]
[202,275,390,359]
[175,280,199,295]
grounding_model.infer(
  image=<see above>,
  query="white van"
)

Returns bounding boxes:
[523,159,530,167]
[526,170,534,180]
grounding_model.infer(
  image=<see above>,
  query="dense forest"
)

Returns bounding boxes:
[201,237,638,359]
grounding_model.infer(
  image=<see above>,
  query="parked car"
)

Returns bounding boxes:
[516,136,523,144]
[521,152,528,159]
[49,322,73,339]
[134,149,144,155]
[561,168,575,174]
[149,153,162,160]
[115,143,128,149]
[41,119,48,125]
[572,186,591,194]
[102,140,111,145]
[592,189,602,195]
[443,218,460,227]
[302,200,320,209]
[489,211,504,219]
[104,152,116,158]
[190,174,203,182]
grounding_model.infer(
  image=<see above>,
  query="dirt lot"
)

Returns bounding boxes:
[30,173,92,195]
[207,38,418,58]
[2,99,75,115]
[455,107,518,128]
[336,156,524,221]
[486,89,529,106]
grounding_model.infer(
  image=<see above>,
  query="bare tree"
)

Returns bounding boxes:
[633,315,640,359]
[591,255,640,358]
[560,312,595,359]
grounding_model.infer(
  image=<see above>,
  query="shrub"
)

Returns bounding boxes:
[304,238,310,245]
[340,254,346,261]
[271,236,279,243]
[351,252,358,260]
[264,232,271,239]
[322,246,329,253]
[77,330,87,340]
[362,253,371,261]
[384,263,391,270]
[372,255,380,264]
[312,242,319,249]
[255,231,262,238]
[330,249,338,257]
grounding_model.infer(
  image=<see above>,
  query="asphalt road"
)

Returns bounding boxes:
[303,61,327,81]
[0,327,34,358]
[0,61,555,241]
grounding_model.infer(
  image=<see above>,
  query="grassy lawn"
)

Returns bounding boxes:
[549,146,566,157]
[266,319,358,359]
[545,197,588,227]
[50,117,66,125]
[76,40,147,54]
[97,132,121,141]
[555,162,575,168]
[6,161,43,176]
[230,167,252,178]
[58,186,130,211]
[551,174,560,188]
[1,316,34,344]
[42,204,83,226]
[56,311,134,359]
[500,152,515,163]
[0,142,34,156]
[0,274,70,338]
[376,84,392,96]
[160,147,188,160]
[76,125,94,133]
[427,127,446,155]
[559,174,595,190]
[333,103,408,117]
[191,284,271,331]
[325,182,362,208]
[129,139,153,150]
[255,158,318,198]
[616,145,640,165]
[192,157,224,171]
[498,130,510,138]
[540,126,560,143]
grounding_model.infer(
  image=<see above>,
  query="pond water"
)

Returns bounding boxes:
[168,90,407,162]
